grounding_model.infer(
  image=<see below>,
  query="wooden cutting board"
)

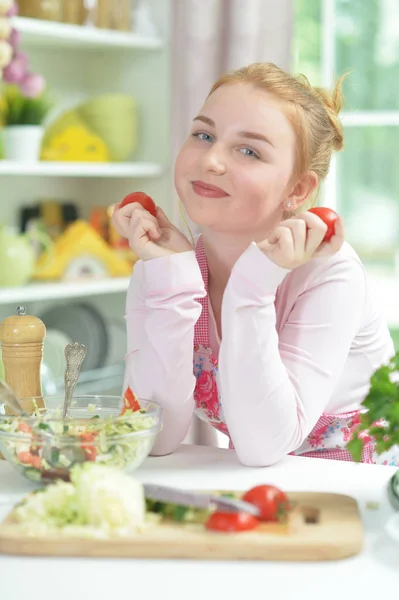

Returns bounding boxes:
[0,492,363,561]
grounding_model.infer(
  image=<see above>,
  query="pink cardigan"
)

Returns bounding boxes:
[124,237,395,466]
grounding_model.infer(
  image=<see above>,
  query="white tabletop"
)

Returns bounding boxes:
[0,444,398,600]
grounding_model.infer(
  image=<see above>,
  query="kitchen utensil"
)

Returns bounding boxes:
[77,95,136,161]
[143,483,261,517]
[0,227,36,287]
[387,471,399,510]
[0,492,364,561]
[0,395,162,483]
[40,303,108,372]
[0,380,27,416]
[63,343,86,418]
[0,306,46,413]
[0,381,53,444]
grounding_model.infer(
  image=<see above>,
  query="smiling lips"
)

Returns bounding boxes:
[192,180,228,198]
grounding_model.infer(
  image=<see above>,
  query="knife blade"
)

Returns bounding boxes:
[143,483,261,517]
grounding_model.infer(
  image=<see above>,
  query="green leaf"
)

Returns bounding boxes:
[1,85,54,126]
[172,505,190,521]
[345,350,399,457]
[346,437,363,462]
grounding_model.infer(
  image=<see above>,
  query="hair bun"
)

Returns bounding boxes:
[313,75,347,151]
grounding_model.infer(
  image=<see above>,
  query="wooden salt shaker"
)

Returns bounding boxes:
[0,306,46,413]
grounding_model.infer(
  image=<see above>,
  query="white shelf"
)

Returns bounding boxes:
[0,161,163,178]
[0,277,130,305]
[13,16,162,50]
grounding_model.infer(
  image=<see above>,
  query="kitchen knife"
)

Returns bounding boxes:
[144,483,261,517]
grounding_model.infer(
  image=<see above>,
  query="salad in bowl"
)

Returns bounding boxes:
[0,391,162,483]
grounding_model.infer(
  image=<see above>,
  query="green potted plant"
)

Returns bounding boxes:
[0,85,53,161]
[0,0,53,161]
[347,351,399,463]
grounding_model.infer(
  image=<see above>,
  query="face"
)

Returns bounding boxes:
[174,82,298,237]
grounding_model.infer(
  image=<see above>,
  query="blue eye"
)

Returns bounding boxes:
[239,147,259,159]
[192,132,214,143]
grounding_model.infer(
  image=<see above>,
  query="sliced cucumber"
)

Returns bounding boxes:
[23,467,42,482]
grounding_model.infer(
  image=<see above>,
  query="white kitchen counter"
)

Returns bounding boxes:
[0,444,398,600]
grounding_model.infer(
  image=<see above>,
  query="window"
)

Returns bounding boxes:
[293,0,399,278]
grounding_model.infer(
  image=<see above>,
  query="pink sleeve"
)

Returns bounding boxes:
[124,252,206,455]
[219,243,367,467]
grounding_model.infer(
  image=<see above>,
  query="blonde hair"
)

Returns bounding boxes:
[179,62,346,241]
[208,62,346,188]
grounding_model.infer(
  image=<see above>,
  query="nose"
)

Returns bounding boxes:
[202,142,226,175]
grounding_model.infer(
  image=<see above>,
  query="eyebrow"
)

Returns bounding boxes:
[237,131,275,148]
[192,115,274,148]
[193,115,215,127]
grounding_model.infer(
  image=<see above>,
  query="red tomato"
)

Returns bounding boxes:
[17,451,34,465]
[30,455,42,470]
[119,192,157,216]
[308,207,339,242]
[18,422,32,434]
[120,386,141,415]
[205,511,260,533]
[79,432,97,461]
[242,485,290,522]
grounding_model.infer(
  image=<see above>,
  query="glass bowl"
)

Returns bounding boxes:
[0,395,162,483]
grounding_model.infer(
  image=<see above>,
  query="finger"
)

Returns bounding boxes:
[280,217,307,253]
[111,210,130,238]
[117,202,148,217]
[316,216,345,256]
[113,202,157,239]
[297,212,328,254]
[155,206,177,230]
[267,226,295,256]
[268,224,292,245]
[332,215,345,240]
[130,214,161,242]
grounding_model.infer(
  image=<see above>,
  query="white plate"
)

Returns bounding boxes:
[43,328,73,380]
[40,303,108,372]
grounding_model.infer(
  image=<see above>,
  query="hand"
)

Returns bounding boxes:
[112,202,193,261]
[257,211,345,270]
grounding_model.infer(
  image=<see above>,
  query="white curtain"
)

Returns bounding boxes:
[170,0,294,446]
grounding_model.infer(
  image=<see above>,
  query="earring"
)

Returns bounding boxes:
[286,201,292,209]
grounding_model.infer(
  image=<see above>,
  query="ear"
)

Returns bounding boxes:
[287,171,318,210]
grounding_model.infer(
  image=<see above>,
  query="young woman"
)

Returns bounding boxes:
[113,62,395,467]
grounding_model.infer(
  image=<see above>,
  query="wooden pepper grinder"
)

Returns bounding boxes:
[0,306,46,413]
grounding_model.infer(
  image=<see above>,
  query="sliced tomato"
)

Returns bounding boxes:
[17,451,34,465]
[119,192,157,216]
[205,511,260,533]
[242,484,290,522]
[79,432,98,461]
[18,422,32,434]
[308,207,339,242]
[120,386,141,415]
[29,455,42,469]
[83,446,97,461]
[17,451,42,469]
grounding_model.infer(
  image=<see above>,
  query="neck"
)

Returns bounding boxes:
[202,230,260,291]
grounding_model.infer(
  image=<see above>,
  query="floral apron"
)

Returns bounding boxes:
[192,237,398,466]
